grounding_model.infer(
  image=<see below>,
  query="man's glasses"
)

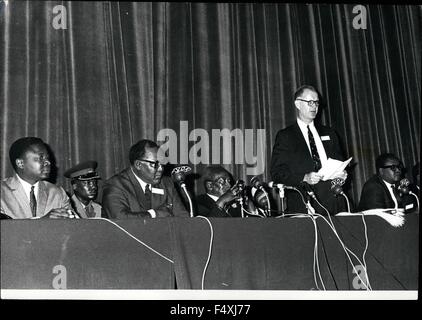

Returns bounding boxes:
[381,164,403,171]
[214,177,232,186]
[296,98,320,107]
[139,159,164,169]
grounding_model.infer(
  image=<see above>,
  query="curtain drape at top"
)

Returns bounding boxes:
[1,2,420,205]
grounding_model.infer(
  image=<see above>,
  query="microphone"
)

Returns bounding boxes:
[250,176,270,216]
[253,189,270,212]
[300,182,317,200]
[171,166,192,187]
[250,176,265,190]
[268,181,297,191]
[331,178,345,197]
[397,178,410,196]
[171,166,194,217]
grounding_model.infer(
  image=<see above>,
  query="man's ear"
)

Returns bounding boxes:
[134,160,142,170]
[294,99,301,110]
[15,159,24,169]
[72,183,77,191]
[205,181,213,192]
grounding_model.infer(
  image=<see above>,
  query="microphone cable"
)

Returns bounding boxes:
[340,193,351,213]
[91,217,174,264]
[310,208,372,290]
[196,216,214,290]
[409,191,419,210]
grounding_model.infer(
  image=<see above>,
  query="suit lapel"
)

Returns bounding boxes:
[71,194,88,218]
[8,175,32,215]
[315,125,331,154]
[126,169,148,210]
[37,181,49,216]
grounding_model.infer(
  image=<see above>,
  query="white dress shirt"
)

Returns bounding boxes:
[206,193,219,202]
[16,174,39,201]
[297,119,328,167]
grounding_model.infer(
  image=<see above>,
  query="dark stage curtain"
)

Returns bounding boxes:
[1,2,420,206]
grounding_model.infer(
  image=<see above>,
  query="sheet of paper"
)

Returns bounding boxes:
[318,157,352,181]
[336,209,405,227]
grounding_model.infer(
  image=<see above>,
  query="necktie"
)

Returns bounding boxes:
[307,125,322,171]
[144,184,152,209]
[85,203,95,218]
[391,185,401,207]
[30,186,37,217]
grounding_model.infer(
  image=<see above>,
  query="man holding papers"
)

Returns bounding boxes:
[270,85,348,214]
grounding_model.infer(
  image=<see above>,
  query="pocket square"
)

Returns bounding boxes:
[321,135,331,141]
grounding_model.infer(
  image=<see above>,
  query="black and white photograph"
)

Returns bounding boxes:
[0,0,420,305]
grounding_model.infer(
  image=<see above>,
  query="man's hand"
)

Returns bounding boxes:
[42,208,75,219]
[332,170,348,181]
[303,172,323,185]
[216,185,242,209]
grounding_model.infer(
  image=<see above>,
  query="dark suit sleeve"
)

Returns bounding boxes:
[270,130,307,186]
[194,195,228,218]
[358,181,390,211]
[101,183,150,219]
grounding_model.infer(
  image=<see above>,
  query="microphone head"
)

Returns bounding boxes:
[398,178,410,195]
[331,178,345,196]
[253,189,268,209]
[171,166,192,184]
[250,176,263,189]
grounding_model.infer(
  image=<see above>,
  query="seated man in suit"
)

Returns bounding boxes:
[358,153,415,212]
[101,139,189,218]
[270,85,348,214]
[1,137,74,219]
[64,160,102,218]
[195,166,249,217]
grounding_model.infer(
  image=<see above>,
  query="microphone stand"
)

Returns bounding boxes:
[277,184,287,217]
[409,191,419,211]
[180,182,194,218]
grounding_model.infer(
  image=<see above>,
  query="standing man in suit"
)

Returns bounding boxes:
[101,139,189,218]
[64,161,102,218]
[1,137,74,219]
[195,166,246,217]
[358,153,415,212]
[270,85,348,214]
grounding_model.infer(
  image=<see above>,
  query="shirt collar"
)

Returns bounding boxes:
[206,193,219,202]
[16,174,39,199]
[297,118,315,131]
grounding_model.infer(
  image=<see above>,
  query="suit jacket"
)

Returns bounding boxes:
[101,168,189,219]
[70,194,102,218]
[358,175,416,212]
[1,174,71,219]
[195,194,242,218]
[270,122,346,214]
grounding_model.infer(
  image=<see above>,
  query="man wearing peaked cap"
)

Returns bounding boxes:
[64,161,102,218]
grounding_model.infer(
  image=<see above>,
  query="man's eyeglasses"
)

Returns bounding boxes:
[214,177,232,186]
[139,159,164,169]
[296,98,320,107]
[381,164,403,171]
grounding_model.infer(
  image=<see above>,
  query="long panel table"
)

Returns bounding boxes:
[1,213,418,290]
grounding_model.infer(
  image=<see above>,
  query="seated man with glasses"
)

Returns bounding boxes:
[194,165,249,217]
[270,85,348,214]
[358,153,415,212]
[101,139,188,218]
